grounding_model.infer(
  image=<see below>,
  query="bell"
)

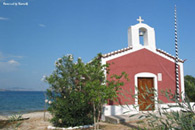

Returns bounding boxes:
[139,31,144,36]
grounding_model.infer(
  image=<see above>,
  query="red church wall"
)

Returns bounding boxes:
[106,49,181,105]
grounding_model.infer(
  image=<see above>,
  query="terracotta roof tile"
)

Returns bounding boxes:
[102,46,132,58]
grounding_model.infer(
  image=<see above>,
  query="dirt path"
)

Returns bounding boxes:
[0,112,146,130]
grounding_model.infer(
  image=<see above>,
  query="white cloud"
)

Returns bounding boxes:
[39,24,46,27]
[8,60,20,65]
[0,17,9,21]
[0,60,20,72]
[0,51,23,60]
[0,52,22,72]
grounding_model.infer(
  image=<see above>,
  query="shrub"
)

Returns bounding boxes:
[45,54,128,129]
[46,55,93,127]
[185,75,195,102]
[47,91,93,127]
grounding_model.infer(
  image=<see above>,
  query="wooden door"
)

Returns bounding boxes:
[138,78,155,111]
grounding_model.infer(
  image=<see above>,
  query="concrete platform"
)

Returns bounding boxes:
[105,114,145,124]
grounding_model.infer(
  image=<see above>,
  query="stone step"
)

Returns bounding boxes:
[105,114,144,124]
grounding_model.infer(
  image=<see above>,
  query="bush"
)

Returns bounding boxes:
[46,55,93,127]
[185,75,195,102]
[47,91,93,127]
[45,54,128,129]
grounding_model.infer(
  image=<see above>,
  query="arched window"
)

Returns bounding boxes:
[139,28,148,46]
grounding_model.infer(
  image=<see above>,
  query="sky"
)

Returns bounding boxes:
[0,0,195,91]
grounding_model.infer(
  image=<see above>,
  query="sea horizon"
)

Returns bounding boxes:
[0,91,48,116]
[0,88,46,92]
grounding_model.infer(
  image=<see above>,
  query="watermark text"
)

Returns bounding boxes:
[3,2,28,6]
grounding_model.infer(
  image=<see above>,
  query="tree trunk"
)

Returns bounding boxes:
[97,110,100,130]
[93,103,96,130]
[97,104,102,130]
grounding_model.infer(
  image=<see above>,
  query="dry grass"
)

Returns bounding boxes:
[0,111,51,130]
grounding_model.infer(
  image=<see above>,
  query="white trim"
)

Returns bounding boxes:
[102,102,195,117]
[103,46,140,62]
[103,104,139,116]
[179,62,185,100]
[48,125,94,130]
[102,47,181,65]
[155,49,176,63]
[128,23,156,51]
[101,58,107,80]
[158,102,195,112]
[157,73,162,81]
[134,72,158,111]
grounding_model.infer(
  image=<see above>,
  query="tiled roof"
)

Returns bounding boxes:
[156,49,184,63]
[102,46,132,58]
[102,47,184,63]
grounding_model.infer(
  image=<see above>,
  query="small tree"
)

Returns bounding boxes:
[46,55,93,127]
[45,54,129,129]
[185,75,195,102]
[83,54,129,130]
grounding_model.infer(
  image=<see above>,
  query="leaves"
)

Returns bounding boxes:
[45,53,129,128]
[45,55,94,127]
[129,88,195,130]
[185,75,195,102]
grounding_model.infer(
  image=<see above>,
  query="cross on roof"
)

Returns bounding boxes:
[137,16,144,23]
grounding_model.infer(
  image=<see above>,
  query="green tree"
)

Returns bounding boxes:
[46,55,93,127]
[83,54,129,130]
[185,75,195,102]
[45,54,128,129]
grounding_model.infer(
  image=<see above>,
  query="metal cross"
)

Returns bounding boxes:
[137,16,144,23]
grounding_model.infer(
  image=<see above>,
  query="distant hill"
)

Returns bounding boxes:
[0,87,38,91]
[0,89,7,91]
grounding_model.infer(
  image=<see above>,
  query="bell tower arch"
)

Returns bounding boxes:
[128,16,156,51]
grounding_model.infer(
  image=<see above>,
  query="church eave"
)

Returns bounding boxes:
[102,47,184,63]
[156,49,184,63]
[102,46,132,58]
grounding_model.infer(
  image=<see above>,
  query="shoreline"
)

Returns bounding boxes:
[0,110,48,119]
[0,111,52,123]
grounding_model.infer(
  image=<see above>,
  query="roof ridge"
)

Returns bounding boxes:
[102,46,132,58]
[156,49,184,63]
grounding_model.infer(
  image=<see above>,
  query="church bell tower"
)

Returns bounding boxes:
[128,16,156,51]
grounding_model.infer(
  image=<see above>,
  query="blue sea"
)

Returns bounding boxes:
[0,91,47,116]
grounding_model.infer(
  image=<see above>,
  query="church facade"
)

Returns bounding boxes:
[101,17,185,116]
